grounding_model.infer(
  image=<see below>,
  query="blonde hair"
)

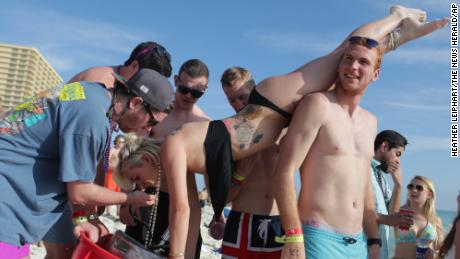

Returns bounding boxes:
[113,136,162,191]
[220,66,255,88]
[404,175,444,250]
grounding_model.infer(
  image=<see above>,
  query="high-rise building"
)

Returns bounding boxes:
[0,43,63,111]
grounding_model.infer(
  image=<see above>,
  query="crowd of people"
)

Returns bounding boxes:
[0,4,456,259]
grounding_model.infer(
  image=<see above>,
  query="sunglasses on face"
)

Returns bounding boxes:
[348,36,379,49]
[407,184,425,192]
[143,103,159,127]
[135,42,171,62]
[177,85,205,99]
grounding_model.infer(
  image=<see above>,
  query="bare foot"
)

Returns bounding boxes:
[390,17,449,50]
[390,5,427,23]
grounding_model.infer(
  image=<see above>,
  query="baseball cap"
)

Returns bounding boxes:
[114,68,174,112]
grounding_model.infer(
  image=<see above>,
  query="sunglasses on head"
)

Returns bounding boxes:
[348,36,379,49]
[177,85,205,99]
[135,42,171,62]
[407,183,425,192]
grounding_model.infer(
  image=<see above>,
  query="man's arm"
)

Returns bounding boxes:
[273,94,329,258]
[67,181,155,206]
[364,167,381,259]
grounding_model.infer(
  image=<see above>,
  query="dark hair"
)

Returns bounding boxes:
[374,130,408,151]
[439,212,460,258]
[124,41,172,78]
[178,59,209,80]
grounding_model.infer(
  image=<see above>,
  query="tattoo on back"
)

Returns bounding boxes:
[234,105,264,150]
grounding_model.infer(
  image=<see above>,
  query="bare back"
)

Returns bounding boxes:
[152,105,210,192]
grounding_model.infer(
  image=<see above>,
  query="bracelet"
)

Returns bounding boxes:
[285,228,303,236]
[275,234,304,243]
[367,238,382,247]
[168,252,184,257]
[72,210,88,225]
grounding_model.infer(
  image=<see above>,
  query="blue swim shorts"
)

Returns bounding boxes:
[302,223,367,259]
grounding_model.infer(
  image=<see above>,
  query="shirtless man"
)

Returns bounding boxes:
[119,59,211,259]
[272,8,441,258]
[220,67,284,258]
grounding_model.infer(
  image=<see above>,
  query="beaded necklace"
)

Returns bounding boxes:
[144,160,162,249]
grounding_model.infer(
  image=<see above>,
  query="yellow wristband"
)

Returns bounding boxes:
[232,173,246,186]
[275,234,304,243]
[233,173,246,181]
[72,216,88,225]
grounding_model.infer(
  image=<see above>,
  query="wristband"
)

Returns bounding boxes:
[72,210,88,225]
[367,238,382,247]
[275,234,304,243]
[232,173,246,186]
[285,228,303,236]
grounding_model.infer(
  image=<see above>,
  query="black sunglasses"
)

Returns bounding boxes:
[407,184,425,192]
[143,103,159,127]
[177,85,205,99]
[349,36,379,49]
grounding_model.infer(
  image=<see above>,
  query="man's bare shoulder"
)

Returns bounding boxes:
[301,92,332,109]
[358,107,377,125]
[294,92,333,122]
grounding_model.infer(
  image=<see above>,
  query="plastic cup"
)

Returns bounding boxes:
[399,209,414,231]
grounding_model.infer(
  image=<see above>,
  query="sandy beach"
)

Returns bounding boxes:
[30,204,222,258]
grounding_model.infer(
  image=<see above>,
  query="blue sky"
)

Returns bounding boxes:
[0,0,458,211]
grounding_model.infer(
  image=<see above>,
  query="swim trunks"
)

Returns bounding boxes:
[302,223,367,259]
[222,210,284,259]
[204,120,233,221]
[248,88,292,121]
